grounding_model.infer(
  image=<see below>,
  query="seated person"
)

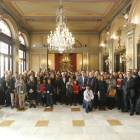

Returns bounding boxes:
[83,85,94,113]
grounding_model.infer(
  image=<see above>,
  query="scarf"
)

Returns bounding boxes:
[87,77,94,90]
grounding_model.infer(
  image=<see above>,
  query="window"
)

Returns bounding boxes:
[0,42,13,78]
[19,49,26,74]
[0,20,11,37]
[0,42,8,54]
[19,35,25,45]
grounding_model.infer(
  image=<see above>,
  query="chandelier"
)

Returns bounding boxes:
[47,0,75,53]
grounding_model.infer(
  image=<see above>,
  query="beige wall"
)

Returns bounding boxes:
[48,54,55,70]
[30,53,40,72]
[89,53,99,71]
[76,54,82,71]
[30,33,99,48]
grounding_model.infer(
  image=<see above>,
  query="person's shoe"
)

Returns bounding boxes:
[130,112,134,116]
[51,105,53,108]
[136,112,139,115]
[94,107,97,109]
[70,103,72,106]
[34,105,36,108]
[99,107,102,110]
[123,110,128,112]
[103,107,105,110]
[61,103,63,105]
[42,104,44,106]
[45,105,49,107]
[86,110,89,113]
[66,103,69,106]
[3,104,7,107]
[29,104,33,108]
[118,108,120,110]
[11,106,14,109]
[21,108,25,110]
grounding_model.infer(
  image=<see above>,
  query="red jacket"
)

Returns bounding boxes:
[73,84,80,94]
[41,84,47,93]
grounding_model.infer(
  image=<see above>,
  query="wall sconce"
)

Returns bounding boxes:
[105,57,112,65]
[48,61,50,66]
[120,52,131,62]
[84,60,88,64]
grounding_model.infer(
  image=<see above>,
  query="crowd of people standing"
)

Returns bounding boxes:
[0,68,139,116]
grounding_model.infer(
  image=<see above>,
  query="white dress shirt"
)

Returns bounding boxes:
[82,76,85,86]
[84,90,94,101]
[63,78,65,83]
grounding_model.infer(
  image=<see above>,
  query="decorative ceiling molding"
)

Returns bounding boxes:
[1,0,129,32]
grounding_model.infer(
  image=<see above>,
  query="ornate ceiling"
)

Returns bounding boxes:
[1,0,129,32]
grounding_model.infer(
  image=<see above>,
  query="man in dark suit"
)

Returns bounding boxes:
[0,78,5,105]
[78,70,88,105]
[87,72,98,109]
[122,71,136,116]
[58,72,67,105]
[135,71,140,115]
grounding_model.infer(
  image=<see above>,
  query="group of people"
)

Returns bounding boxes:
[0,68,139,115]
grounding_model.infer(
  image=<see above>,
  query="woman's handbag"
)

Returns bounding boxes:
[109,88,116,97]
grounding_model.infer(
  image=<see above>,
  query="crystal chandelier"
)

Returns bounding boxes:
[47,0,75,53]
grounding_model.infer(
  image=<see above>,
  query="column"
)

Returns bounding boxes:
[108,38,114,72]
[26,50,29,70]
[82,53,84,70]
[87,52,89,71]
[12,39,21,74]
[124,23,136,71]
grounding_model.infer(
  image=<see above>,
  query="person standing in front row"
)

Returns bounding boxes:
[106,74,116,110]
[78,70,88,105]
[36,80,42,106]
[58,72,67,105]
[27,76,37,108]
[87,72,98,109]
[45,79,54,108]
[9,71,16,109]
[83,85,94,113]
[16,78,26,110]
[73,80,80,106]
[66,78,73,106]
[98,75,107,110]
[122,71,135,116]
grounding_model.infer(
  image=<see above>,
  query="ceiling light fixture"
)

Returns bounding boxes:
[47,0,75,53]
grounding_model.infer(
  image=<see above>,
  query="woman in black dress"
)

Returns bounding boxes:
[27,76,37,108]
[98,75,107,110]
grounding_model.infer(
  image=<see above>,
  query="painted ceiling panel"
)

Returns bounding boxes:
[15,3,52,15]
[41,9,87,15]
[75,3,111,15]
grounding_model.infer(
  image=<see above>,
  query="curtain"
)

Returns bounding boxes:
[55,54,59,71]
[73,54,76,71]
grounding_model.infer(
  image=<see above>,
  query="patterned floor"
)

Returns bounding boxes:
[0,104,140,140]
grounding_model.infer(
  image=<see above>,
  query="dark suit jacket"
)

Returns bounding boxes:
[45,84,54,95]
[135,76,140,98]
[78,75,88,90]
[2,80,10,92]
[87,77,98,93]
[122,77,135,96]
[58,77,67,93]
[9,77,15,93]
